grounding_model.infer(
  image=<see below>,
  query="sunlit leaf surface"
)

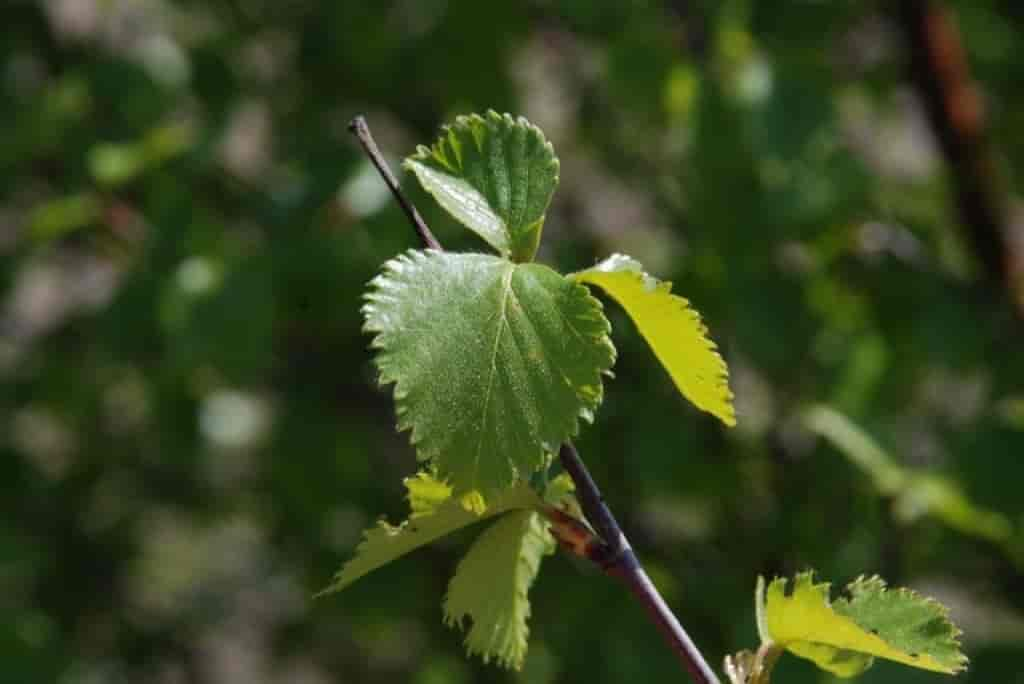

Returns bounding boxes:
[443,509,554,669]
[759,572,967,677]
[404,111,559,262]
[320,475,540,596]
[570,254,735,426]
[364,250,615,502]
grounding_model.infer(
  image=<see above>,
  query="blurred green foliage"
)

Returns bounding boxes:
[2,1,1024,682]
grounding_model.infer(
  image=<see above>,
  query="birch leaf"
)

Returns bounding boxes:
[320,475,540,596]
[404,111,559,262]
[570,254,735,426]
[364,249,615,503]
[443,509,555,669]
[759,572,967,677]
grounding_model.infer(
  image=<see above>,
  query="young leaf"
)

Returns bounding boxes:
[569,254,735,426]
[758,572,966,677]
[319,474,542,596]
[833,576,967,674]
[406,470,454,518]
[443,509,555,669]
[364,250,615,504]
[404,111,559,262]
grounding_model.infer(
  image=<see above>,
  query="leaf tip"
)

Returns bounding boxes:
[570,254,736,427]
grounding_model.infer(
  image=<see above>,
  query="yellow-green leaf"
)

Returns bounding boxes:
[758,573,966,677]
[319,475,541,596]
[570,254,735,426]
[785,642,874,678]
[443,509,555,669]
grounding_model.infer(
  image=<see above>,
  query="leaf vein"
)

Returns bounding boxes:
[473,264,515,488]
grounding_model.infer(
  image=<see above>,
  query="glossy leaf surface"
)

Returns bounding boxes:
[404,111,559,262]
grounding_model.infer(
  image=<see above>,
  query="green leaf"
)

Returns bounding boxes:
[404,111,559,262]
[758,572,966,677]
[319,475,541,596]
[834,576,967,674]
[569,254,735,426]
[443,509,555,669]
[803,405,1013,543]
[364,250,615,503]
[28,192,102,241]
[89,122,192,187]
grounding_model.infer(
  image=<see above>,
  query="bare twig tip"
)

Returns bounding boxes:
[348,115,367,136]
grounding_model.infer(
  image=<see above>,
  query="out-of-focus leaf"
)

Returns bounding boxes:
[90,144,145,187]
[90,122,193,187]
[802,404,906,492]
[803,405,1013,543]
[28,193,102,241]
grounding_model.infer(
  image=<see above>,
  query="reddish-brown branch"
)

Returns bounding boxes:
[896,0,1024,315]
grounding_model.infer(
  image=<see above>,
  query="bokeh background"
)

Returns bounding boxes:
[3,1,1024,682]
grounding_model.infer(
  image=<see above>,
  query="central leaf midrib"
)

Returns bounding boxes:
[472,263,516,490]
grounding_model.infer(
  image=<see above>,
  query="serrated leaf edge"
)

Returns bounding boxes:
[362,249,615,503]
[318,479,542,597]
[570,253,735,426]
[761,572,967,675]
[404,111,560,262]
[836,574,968,673]
[443,510,553,669]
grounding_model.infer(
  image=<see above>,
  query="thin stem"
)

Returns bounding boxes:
[349,114,720,684]
[558,441,627,557]
[560,443,721,684]
[347,116,442,250]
